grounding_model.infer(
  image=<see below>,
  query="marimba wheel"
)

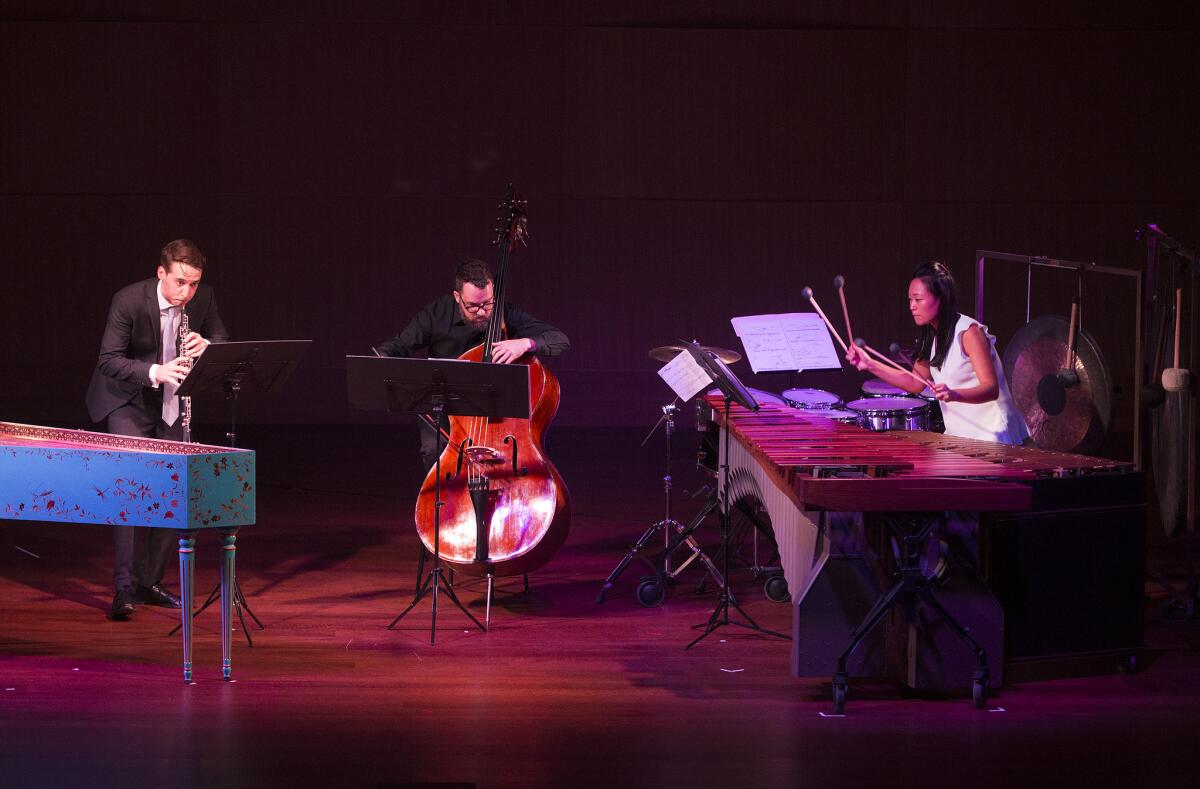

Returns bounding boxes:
[764,574,790,603]
[972,670,988,709]
[636,578,665,608]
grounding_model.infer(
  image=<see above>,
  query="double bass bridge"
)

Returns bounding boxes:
[458,435,527,477]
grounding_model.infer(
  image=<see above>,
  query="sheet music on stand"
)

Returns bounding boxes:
[657,348,714,402]
[730,312,843,373]
[655,341,758,411]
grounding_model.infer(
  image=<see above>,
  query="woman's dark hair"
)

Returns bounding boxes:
[911,260,960,369]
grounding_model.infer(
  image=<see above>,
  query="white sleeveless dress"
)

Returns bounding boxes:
[930,314,1030,446]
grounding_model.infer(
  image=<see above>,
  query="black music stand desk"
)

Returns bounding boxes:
[671,341,788,649]
[177,339,312,448]
[346,355,530,644]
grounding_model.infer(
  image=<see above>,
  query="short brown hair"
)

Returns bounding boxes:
[454,259,492,291]
[159,239,206,271]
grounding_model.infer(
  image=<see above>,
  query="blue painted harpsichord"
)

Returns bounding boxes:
[0,421,256,682]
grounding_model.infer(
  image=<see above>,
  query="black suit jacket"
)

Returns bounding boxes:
[85,277,229,424]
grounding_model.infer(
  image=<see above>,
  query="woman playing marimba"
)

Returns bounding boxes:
[845,261,1029,446]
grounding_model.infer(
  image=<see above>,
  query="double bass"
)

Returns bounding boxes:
[413,187,571,578]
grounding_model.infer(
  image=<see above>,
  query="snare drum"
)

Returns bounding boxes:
[782,388,842,410]
[862,377,935,400]
[846,396,931,432]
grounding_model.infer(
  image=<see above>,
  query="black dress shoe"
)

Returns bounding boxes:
[108,589,136,620]
[137,584,182,609]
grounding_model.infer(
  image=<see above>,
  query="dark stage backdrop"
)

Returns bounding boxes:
[2,2,1197,443]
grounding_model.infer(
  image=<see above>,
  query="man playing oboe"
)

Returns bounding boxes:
[85,239,228,620]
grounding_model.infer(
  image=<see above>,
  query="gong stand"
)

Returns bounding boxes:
[974,249,1142,464]
[1139,226,1198,620]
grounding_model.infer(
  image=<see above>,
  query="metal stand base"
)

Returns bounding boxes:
[686,587,790,650]
[596,514,723,604]
[389,565,485,645]
[168,575,263,647]
[596,399,723,605]
[830,514,989,714]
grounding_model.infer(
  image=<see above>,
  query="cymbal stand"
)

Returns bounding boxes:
[685,397,789,649]
[595,401,723,605]
[388,398,486,644]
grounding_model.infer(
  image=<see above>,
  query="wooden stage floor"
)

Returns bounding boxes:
[3,425,1200,788]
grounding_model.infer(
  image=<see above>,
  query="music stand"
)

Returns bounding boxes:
[676,341,790,649]
[177,340,312,447]
[346,355,530,644]
[168,339,311,645]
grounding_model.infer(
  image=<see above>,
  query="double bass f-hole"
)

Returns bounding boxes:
[450,438,474,481]
[504,434,528,477]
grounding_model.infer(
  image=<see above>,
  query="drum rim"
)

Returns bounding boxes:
[861,379,934,399]
[781,387,842,408]
[845,396,930,416]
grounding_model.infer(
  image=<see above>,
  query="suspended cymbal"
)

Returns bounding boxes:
[1002,315,1112,456]
[648,344,742,364]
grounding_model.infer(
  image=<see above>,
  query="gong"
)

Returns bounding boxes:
[1003,315,1113,456]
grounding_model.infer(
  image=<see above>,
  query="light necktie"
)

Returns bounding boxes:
[162,306,180,426]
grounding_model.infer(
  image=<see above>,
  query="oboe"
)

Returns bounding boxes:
[179,311,193,443]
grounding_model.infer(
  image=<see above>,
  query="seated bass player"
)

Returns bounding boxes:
[375,258,569,471]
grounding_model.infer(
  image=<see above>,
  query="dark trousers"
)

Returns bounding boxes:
[107,391,183,593]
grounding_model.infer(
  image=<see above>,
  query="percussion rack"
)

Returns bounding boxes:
[975,249,1143,468]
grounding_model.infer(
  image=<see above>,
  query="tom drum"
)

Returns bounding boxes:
[846,396,931,432]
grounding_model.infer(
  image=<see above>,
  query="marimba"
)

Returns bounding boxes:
[0,422,256,682]
[706,397,1144,688]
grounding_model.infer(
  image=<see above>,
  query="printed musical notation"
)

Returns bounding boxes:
[656,348,714,402]
[730,313,843,373]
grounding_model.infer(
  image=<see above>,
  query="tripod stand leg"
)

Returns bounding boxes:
[679,533,725,589]
[686,596,727,649]
[233,577,265,630]
[438,573,485,633]
[389,570,434,629]
[596,519,669,603]
[388,565,486,644]
[632,501,719,609]
[430,566,440,645]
